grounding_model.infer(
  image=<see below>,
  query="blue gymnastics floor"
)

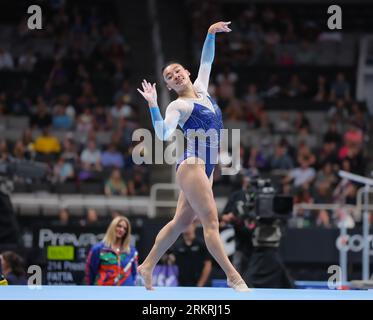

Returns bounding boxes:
[1,286,373,300]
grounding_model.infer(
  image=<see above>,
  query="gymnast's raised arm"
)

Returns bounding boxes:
[195,21,232,92]
[137,80,180,141]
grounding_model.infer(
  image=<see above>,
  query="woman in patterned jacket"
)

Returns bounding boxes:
[85,216,138,286]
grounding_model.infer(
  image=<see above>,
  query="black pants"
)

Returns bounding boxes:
[243,247,295,289]
[0,192,20,244]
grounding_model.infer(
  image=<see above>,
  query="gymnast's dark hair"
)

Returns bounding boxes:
[161,61,185,73]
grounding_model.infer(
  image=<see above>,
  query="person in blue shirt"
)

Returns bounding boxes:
[0,251,27,285]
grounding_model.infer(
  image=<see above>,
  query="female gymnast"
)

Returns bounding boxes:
[137,21,250,292]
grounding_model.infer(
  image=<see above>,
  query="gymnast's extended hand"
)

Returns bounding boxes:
[137,80,157,107]
[207,21,232,34]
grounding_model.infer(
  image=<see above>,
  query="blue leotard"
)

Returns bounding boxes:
[149,33,223,178]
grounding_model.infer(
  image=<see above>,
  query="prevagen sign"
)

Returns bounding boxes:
[38,229,104,248]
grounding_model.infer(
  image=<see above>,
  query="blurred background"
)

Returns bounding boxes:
[0,0,373,288]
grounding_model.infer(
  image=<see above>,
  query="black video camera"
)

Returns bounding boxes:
[244,177,293,221]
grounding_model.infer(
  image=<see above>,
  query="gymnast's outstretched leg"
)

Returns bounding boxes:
[138,191,196,290]
[176,158,250,291]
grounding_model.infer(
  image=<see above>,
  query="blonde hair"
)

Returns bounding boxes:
[102,216,131,252]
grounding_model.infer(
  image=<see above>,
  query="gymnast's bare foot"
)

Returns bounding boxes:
[138,264,154,290]
[227,274,252,292]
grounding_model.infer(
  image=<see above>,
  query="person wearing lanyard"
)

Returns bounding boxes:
[85,216,138,286]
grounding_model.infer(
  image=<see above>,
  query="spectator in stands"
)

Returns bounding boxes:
[328,99,349,123]
[293,187,314,228]
[0,47,14,70]
[317,141,339,170]
[33,127,61,156]
[333,159,358,204]
[9,90,30,116]
[283,155,316,190]
[0,138,9,161]
[13,140,27,160]
[52,104,73,130]
[110,210,122,220]
[18,48,37,72]
[29,97,52,129]
[74,63,90,86]
[323,121,342,147]
[105,168,128,196]
[312,163,335,228]
[258,43,276,65]
[76,107,94,133]
[0,251,27,285]
[215,67,238,110]
[48,59,68,89]
[101,143,124,168]
[333,207,355,229]
[113,80,137,106]
[21,128,35,160]
[81,139,102,172]
[110,95,134,124]
[85,215,138,285]
[53,155,74,183]
[61,135,79,166]
[243,83,262,106]
[350,102,369,133]
[296,127,317,150]
[270,142,294,170]
[343,120,364,150]
[274,112,292,133]
[294,111,311,132]
[338,121,364,165]
[80,208,100,227]
[53,208,71,226]
[313,75,328,102]
[296,142,316,167]
[263,74,281,98]
[332,165,358,228]
[225,99,244,121]
[59,94,76,124]
[329,72,351,102]
[339,142,365,175]
[256,111,274,134]
[295,40,315,65]
[285,74,308,98]
[128,169,149,196]
[246,146,267,172]
[315,210,332,228]
[278,47,295,66]
[0,92,6,115]
[314,162,337,192]
[283,21,297,44]
[119,118,139,152]
[93,105,112,131]
[264,28,281,46]
[171,222,212,287]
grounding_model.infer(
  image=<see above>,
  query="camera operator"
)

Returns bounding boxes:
[220,175,255,282]
[245,177,295,289]
[221,174,295,289]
